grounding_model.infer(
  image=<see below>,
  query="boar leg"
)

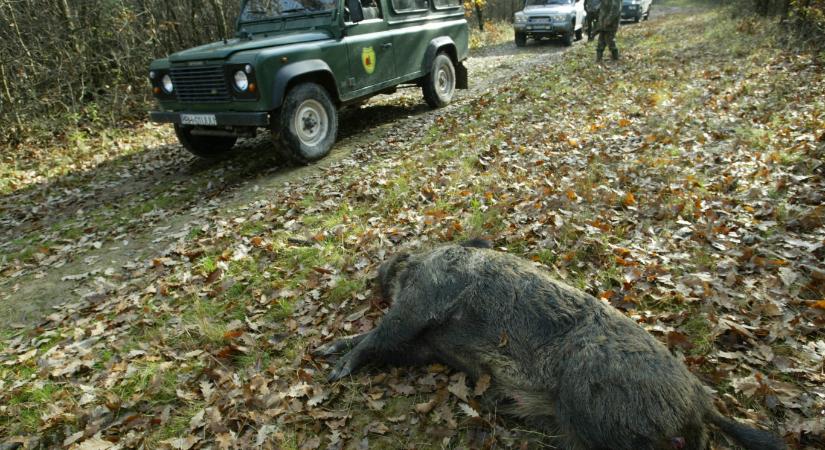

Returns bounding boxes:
[313,333,369,357]
[327,332,437,381]
[327,286,457,381]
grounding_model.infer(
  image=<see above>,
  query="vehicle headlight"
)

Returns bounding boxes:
[551,15,566,21]
[234,70,249,92]
[161,74,174,94]
[515,13,526,23]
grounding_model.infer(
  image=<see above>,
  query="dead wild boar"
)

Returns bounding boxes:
[315,240,786,450]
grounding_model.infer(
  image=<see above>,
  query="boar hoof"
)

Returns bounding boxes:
[327,357,355,382]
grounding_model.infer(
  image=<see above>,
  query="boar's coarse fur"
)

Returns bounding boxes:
[316,241,786,450]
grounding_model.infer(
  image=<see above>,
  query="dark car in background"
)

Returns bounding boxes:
[622,0,652,22]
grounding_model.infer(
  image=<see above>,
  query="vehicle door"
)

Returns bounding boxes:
[575,0,585,28]
[344,0,397,92]
[386,0,431,79]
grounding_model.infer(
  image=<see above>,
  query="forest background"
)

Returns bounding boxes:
[0,0,822,150]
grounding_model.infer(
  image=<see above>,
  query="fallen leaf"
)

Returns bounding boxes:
[459,403,480,418]
[448,373,470,402]
[74,438,115,450]
[473,374,491,396]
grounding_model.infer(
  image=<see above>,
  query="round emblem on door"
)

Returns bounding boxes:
[361,46,376,75]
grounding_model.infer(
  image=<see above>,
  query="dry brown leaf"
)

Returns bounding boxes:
[299,436,321,450]
[159,436,199,450]
[415,398,437,414]
[473,374,492,396]
[73,438,115,450]
[389,383,415,395]
[448,373,470,402]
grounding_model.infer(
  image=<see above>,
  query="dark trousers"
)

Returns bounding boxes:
[586,15,597,39]
[597,26,618,53]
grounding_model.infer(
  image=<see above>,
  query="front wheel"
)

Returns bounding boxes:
[274,82,338,165]
[563,28,575,46]
[575,27,583,41]
[174,124,237,159]
[515,32,527,47]
[423,53,456,108]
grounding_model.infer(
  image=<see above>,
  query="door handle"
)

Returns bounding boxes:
[381,42,393,49]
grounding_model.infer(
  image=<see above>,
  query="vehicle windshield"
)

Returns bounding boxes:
[525,0,572,5]
[240,0,336,22]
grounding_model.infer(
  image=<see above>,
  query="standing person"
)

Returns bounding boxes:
[584,0,601,41]
[596,0,621,61]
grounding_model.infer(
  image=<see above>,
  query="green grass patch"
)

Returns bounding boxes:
[112,361,179,404]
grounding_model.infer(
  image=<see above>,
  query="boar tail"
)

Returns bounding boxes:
[708,410,786,450]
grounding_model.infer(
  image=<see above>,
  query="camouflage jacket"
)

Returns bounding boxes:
[584,0,601,14]
[598,0,621,28]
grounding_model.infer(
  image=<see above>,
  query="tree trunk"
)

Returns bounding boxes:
[165,1,186,48]
[209,0,228,39]
[0,62,22,128]
[1,1,34,60]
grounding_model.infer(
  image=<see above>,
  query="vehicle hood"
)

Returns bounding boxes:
[523,4,575,15]
[168,31,332,62]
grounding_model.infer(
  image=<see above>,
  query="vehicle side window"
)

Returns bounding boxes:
[432,0,460,9]
[345,0,383,22]
[390,0,427,13]
[361,0,383,19]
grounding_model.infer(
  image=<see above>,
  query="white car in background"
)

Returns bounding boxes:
[514,0,586,47]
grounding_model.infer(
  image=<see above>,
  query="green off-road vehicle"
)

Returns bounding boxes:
[148,0,469,163]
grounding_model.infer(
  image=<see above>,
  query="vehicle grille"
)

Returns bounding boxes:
[528,16,551,22]
[170,65,231,103]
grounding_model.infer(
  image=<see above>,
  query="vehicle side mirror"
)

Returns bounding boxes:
[347,0,364,22]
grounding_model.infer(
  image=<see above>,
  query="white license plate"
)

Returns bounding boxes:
[180,114,217,126]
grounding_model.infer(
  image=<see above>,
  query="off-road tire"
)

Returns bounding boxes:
[423,53,456,108]
[274,82,338,165]
[644,6,651,20]
[515,32,527,47]
[563,28,575,46]
[575,27,583,41]
[174,124,237,159]
[634,13,641,23]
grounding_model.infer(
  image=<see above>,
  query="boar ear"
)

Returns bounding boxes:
[460,238,492,249]
[377,252,410,298]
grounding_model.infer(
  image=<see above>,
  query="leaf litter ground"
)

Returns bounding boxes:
[2,5,825,449]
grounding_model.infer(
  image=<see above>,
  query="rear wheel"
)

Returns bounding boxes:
[174,124,236,159]
[274,82,338,164]
[423,53,456,108]
[515,32,527,47]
